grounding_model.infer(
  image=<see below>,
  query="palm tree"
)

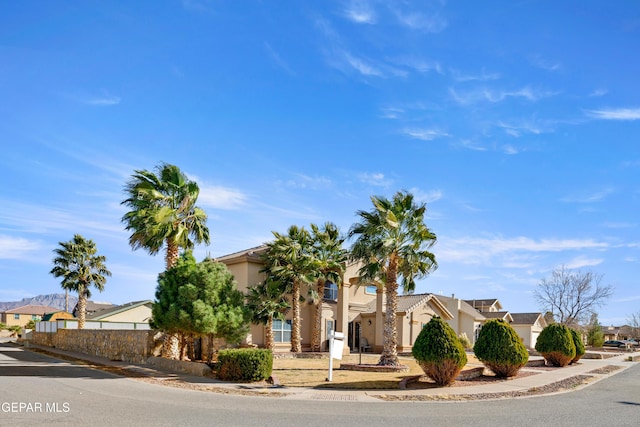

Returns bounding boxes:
[349,190,437,366]
[121,162,210,271]
[263,225,315,353]
[246,277,290,350]
[122,162,209,358]
[50,234,111,329]
[309,222,347,352]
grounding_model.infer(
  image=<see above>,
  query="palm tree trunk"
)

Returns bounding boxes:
[77,293,87,329]
[266,316,275,350]
[379,257,399,366]
[291,280,301,352]
[165,239,180,270]
[311,279,324,352]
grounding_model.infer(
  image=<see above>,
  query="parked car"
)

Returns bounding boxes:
[603,340,627,348]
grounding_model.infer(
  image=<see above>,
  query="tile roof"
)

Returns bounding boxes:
[464,298,501,310]
[3,305,60,315]
[482,311,512,321]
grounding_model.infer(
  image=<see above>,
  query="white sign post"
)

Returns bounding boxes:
[327,331,344,382]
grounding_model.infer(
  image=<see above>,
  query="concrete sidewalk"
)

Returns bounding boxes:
[14,340,638,402]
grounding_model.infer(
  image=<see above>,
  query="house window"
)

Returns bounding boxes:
[365,285,377,295]
[32,315,39,320]
[272,319,292,343]
[323,281,338,301]
[14,314,20,320]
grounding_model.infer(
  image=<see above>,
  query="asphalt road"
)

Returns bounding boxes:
[1,343,638,426]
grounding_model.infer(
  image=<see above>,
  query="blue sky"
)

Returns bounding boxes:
[1,1,638,326]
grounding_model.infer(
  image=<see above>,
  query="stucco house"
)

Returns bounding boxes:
[0,305,59,327]
[86,300,153,323]
[510,313,547,348]
[217,245,545,353]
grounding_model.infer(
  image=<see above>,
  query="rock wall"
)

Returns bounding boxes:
[31,329,161,364]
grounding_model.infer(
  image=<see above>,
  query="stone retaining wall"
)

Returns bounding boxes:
[31,329,161,364]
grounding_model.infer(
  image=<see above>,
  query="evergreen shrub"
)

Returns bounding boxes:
[535,324,576,367]
[473,319,529,377]
[217,348,273,382]
[412,316,467,386]
[569,328,586,364]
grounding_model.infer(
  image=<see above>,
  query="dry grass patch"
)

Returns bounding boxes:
[272,353,482,389]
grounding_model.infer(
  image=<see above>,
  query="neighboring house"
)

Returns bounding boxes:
[0,305,59,327]
[72,301,115,318]
[217,245,545,353]
[86,300,153,323]
[464,298,503,313]
[510,313,547,348]
[41,311,75,322]
[600,325,621,341]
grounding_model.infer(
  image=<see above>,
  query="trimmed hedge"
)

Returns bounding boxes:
[535,324,576,367]
[569,328,586,364]
[217,348,273,382]
[412,316,467,386]
[473,319,529,377]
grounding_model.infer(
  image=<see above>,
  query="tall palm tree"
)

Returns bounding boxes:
[50,234,111,329]
[121,162,210,271]
[349,191,437,366]
[263,225,315,353]
[309,222,347,352]
[246,277,290,350]
[122,162,209,359]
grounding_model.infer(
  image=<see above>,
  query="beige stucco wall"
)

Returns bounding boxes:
[1,313,42,328]
[100,304,152,323]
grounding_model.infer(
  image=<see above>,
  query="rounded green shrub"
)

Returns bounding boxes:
[217,348,273,382]
[569,328,586,364]
[473,319,529,377]
[412,316,467,386]
[535,324,576,367]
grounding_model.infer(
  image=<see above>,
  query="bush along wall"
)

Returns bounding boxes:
[473,319,529,377]
[217,348,273,382]
[412,316,467,386]
[535,324,576,367]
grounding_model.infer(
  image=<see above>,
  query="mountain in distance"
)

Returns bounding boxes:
[0,293,79,312]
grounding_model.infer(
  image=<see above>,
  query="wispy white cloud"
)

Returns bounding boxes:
[588,88,608,97]
[602,221,637,229]
[82,91,121,106]
[529,54,561,71]
[380,106,405,119]
[342,0,377,24]
[392,56,443,74]
[282,173,332,190]
[401,127,449,141]
[455,139,487,151]
[358,172,390,187]
[586,108,640,120]
[564,256,604,269]
[343,52,384,77]
[438,235,610,267]
[409,188,443,204]
[561,188,614,203]
[392,9,447,32]
[450,68,500,82]
[502,144,519,155]
[449,86,558,105]
[264,42,295,75]
[195,184,247,210]
[497,118,552,137]
[0,235,41,260]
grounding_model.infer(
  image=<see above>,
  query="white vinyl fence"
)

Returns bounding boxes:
[36,319,150,333]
